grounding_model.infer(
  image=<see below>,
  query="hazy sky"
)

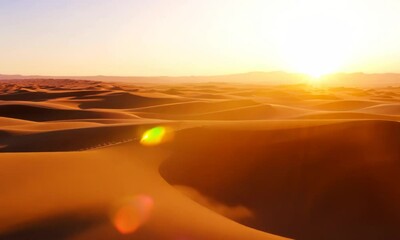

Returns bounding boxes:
[1,0,400,76]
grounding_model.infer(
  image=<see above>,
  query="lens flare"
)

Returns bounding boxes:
[140,126,170,146]
[112,195,154,234]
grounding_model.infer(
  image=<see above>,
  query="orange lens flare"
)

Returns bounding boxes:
[112,195,154,234]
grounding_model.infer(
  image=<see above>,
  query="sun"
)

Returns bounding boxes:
[274,9,358,79]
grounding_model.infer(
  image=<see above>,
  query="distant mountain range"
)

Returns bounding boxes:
[1,72,400,87]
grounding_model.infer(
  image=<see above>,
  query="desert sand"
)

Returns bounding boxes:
[0,78,399,240]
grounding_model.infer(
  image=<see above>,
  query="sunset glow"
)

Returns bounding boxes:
[0,0,400,77]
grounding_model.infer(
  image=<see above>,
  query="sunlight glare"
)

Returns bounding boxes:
[274,3,361,77]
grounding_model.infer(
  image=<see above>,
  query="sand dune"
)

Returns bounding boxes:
[0,117,34,127]
[131,99,258,114]
[297,112,400,121]
[78,92,185,109]
[0,89,109,101]
[0,139,287,240]
[0,79,399,240]
[359,103,400,115]
[160,120,400,240]
[3,121,103,131]
[0,104,136,121]
[181,104,307,120]
[311,100,382,111]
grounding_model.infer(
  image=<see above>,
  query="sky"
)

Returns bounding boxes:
[1,0,400,76]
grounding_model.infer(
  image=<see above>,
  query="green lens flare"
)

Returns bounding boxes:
[140,127,167,146]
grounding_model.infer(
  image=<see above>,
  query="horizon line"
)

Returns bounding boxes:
[2,71,400,79]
